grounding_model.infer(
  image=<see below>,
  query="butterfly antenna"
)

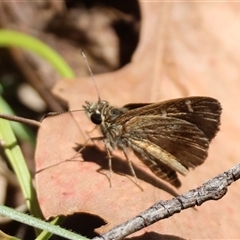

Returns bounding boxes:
[81,49,101,102]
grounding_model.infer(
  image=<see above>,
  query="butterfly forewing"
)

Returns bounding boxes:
[120,97,221,140]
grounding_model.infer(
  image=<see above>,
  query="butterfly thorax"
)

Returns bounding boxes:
[83,100,129,149]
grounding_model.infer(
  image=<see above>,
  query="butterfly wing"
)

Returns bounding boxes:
[121,97,221,141]
[132,145,182,188]
[116,97,221,187]
[122,116,213,187]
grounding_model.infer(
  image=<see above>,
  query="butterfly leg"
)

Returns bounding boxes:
[122,149,143,191]
[85,125,99,145]
[103,139,113,187]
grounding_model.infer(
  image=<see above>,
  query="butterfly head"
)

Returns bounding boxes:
[83,100,110,125]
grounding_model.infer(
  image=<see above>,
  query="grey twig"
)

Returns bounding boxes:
[93,163,240,240]
[0,113,41,127]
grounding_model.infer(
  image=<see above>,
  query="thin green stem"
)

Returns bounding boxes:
[0,29,74,78]
[0,205,88,240]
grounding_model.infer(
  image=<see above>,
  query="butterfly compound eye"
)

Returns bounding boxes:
[90,112,102,125]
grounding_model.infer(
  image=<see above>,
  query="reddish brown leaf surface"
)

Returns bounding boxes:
[35,2,240,239]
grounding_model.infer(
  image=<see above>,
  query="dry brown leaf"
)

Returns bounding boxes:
[35,2,240,239]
